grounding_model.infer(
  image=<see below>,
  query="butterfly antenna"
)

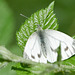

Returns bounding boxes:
[20,14,28,19]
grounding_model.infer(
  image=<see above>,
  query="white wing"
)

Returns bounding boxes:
[43,32,59,63]
[44,29,75,62]
[23,29,75,63]
[23,32,47,63]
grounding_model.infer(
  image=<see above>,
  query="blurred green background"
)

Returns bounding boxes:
[0,0,75,75]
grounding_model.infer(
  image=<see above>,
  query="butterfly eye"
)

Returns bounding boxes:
[65,46,68,51]
[31,55,35,59]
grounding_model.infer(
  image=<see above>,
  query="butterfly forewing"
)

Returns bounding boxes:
[44,30,73,44]
[23,32,47,63]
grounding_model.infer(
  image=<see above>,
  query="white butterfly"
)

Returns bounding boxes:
[23,27,75,63]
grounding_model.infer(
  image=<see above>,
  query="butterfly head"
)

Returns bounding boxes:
[37,25,43,32]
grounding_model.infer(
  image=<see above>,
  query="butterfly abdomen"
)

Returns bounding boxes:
[37,30,47,57]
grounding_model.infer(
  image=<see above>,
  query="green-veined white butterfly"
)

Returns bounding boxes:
[23,26,75,63]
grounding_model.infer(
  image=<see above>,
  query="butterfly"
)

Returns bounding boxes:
[23,26,75,63]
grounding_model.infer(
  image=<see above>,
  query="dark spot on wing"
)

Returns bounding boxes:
[64,46,73,57]
[51,47,54,51]
[31,55,35,59]
[38,54,41,58]
[65,46,73,55]
[65,46,68,51]
[50,47,57,52]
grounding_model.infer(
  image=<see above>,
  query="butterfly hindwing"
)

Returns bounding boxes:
[44,30,75,61]
[44,31,59,63]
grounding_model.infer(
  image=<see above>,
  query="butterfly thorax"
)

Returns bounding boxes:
[36,29,47,57]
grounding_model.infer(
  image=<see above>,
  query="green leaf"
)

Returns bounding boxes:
[0,0,15,47]
[16,1,58,51]
[0,46,32,64]
[0,46,41,65]
[0,46,75,75]
[0,62,16,75]
[72,35,75,39]
[16,1,75,74]
[61,56,75,68]
[0,62,8,69]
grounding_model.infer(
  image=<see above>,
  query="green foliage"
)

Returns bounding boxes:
[0,0,15,47]
[72,35,75,39]
[16,1,58,51]
[0,0,16,75]
[15,1,75,75]
[0,1,75,75]
[0,46,75,74]
[0,62,8,69]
